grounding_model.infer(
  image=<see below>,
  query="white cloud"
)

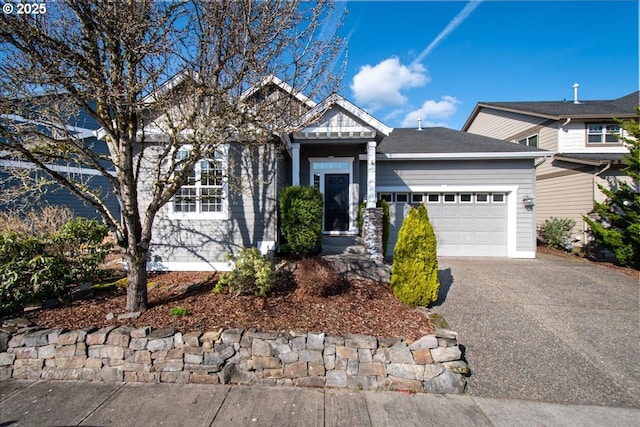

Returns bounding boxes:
[350,57,429,111]
[401,96,460,128]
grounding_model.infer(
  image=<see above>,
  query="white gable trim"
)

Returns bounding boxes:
[293,94,392,136]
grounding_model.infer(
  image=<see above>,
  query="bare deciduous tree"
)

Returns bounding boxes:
[0,0,344,311]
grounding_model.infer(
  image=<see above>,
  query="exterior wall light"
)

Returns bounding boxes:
[522,195,535,208]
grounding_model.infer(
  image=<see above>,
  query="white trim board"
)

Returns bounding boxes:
[147,261,232,272]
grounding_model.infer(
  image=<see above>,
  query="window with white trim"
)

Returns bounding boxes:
[492,193,505,203]
[476,193,489,203]
[460,193,472,203]
[172,147,227,218]
[378,193,392,202]
[395,193,409,203]
[411,193,424,204]
[426,193,440,203]
[443,193,456,203]
[517,134,538,148]
[587,124,620,144]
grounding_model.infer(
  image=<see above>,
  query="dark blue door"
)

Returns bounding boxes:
[324,174,349,231]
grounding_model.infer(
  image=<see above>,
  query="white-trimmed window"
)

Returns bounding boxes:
[378,193,393,202]
[426,193,440,203]
[411,193,424,204]
[476,193,489,203]
[517,134,538,148]
[460,193,473,203]
[492,193,505,203]
[443,193,456,203]
[172,146,227,218]
[395,193,409,203]
[587,124,621,144]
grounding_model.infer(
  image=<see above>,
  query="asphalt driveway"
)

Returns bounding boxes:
[432,253,640,408]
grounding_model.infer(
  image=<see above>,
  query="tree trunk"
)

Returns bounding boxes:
[125,248,148,312]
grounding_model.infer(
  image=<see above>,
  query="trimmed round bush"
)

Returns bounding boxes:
[391,203,439,307]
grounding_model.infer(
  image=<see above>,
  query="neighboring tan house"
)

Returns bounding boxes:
[461,88,639,246]
[139,79,551,271]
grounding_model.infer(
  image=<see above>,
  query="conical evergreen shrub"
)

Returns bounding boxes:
[391,203,440,306]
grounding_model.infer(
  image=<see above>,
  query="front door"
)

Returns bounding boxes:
[324,174,349,231]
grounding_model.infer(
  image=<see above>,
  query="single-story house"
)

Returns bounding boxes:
[140,80,552,271]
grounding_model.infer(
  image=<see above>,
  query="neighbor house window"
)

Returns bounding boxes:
[587,124,620,144]
[173,147,227,218]
[517,134,538,148]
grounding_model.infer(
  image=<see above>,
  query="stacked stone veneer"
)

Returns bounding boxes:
[0,325,468,394]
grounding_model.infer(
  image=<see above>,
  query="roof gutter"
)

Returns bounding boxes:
[370,151,554,161]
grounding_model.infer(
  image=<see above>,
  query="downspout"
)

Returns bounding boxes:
[586,162,612,245]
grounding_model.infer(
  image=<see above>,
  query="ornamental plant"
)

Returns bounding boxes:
[391,203,440,307]
[279,186,323,256]
[215,247,275,296]
[584,112,640,269]
[538,217,576,250]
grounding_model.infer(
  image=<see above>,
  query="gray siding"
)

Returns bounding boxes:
[144,142,280,269]
[0,170,119,220]
[376,159,537,255]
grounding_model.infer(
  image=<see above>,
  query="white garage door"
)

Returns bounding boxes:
[384,191,508,257]
[425,192,508,256]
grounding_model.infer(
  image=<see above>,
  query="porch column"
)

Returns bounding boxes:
[366,141,377,208]
[291,142,300,186]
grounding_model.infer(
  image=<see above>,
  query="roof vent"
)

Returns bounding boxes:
[417,117,423,131]
[573,83,580,104]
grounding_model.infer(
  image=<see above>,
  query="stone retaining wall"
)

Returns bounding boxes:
[0,324,469,394]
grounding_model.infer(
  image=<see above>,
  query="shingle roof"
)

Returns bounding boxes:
[378,127,547,155]
[476,91,639,119]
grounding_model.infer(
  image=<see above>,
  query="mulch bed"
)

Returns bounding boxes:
[32,269,434,342]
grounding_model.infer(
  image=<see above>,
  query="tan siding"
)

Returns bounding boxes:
[466,109,549,140]
[537,171,593,242]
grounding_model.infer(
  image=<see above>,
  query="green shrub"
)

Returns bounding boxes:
[170,307,189,316]
[215,247,275,296]
[538,217,576,250]
[358,199,390,257]
[0,233,68,314]
[391,204,439,307]
[279,186,323,256]
[0,216,111,315]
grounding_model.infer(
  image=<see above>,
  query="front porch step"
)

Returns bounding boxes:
[321,235,366,256]
[321,235,390,283]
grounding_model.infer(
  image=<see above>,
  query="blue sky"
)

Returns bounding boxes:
[330,1,639,130]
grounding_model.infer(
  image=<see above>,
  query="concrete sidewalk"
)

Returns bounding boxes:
[2,380,639,426]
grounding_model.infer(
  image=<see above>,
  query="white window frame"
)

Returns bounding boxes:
[476,193,489,203]
[517,134,538,148]
[460,193,473,203]
[492,193,505,203]
[426,193,440,204]
[587,124,621,145]
[378,192,393,202]
[443,193,456,203]
[170,144,229,220]
[395,193,409,203]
